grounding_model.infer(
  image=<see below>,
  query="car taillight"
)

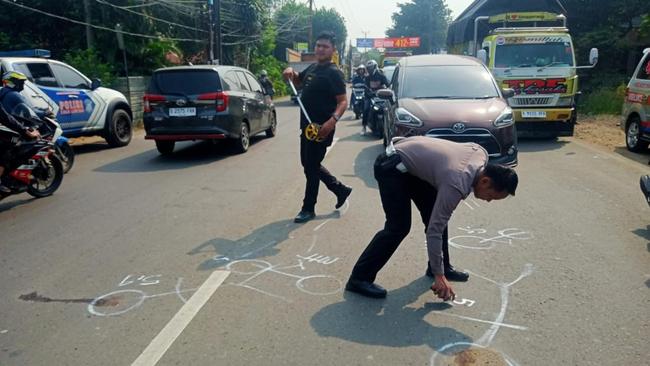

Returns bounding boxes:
[198,92,229,112]
[143,94,166,113]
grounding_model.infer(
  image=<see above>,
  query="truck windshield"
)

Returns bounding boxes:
[495,42,574,68]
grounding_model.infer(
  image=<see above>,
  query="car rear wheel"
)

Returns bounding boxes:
[155,140,175,155]
[233,122,250,153]
[106,109,133,147]
[626,116,649,152]
[265,113,277,138]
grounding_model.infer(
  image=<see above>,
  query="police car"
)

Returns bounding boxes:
[622,47,650,152]
[0,49,133,147]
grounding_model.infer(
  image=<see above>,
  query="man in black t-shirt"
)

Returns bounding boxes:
[283,31,352,223]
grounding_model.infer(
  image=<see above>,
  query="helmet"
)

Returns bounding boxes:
[2,71,27,90]
[260,70,268,77]
[366,60,378,73]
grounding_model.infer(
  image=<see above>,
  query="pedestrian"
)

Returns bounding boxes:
[282,31,352,224]
[346,136,518,300]
[258,70,275,101]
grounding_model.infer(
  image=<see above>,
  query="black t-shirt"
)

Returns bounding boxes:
[298,62,346,129]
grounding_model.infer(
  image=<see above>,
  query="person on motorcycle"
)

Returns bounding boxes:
[0,71,51,120]
[258,70,275,100]
[0,103,40,193]
[361,60,388,135]
[350,65,366,109]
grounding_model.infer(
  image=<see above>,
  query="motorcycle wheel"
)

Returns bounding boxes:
[27,156,64,198]
[57,141,75,174]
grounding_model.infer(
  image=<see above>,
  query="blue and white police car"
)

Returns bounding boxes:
[0,49,133,147]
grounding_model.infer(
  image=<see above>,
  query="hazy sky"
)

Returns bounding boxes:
[312,0,475,43]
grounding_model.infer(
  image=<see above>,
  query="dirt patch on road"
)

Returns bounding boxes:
[439,347,507,366]
[575,114,650,166]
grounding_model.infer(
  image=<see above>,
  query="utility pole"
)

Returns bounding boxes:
[215,0,221,64]
[208,0,214,63]
[83,0,94,49]
[308,0,314,51]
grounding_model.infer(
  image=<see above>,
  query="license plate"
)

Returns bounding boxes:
[522,111,546,119]
[169,107,196,117]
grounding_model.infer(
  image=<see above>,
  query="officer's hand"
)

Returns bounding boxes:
[317,119,335,140]
[431,275,455,302]
[25,128,41,139]
[282,67,295,81]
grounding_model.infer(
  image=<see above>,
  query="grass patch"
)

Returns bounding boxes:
[578,84,626,115]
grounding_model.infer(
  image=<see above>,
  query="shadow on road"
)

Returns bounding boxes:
[518,138,569,153]
[614,146,650,166]
[94,137,266,173]
[0,197,37,213]
[188,212,342,271]
[337,141,383,189]
[311,276,472,352]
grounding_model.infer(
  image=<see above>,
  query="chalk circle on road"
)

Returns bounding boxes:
[430,342,517,366]
[87,289,146,317]
[449,229,533,250]
[296,275,342,296]
[226,259,270,275]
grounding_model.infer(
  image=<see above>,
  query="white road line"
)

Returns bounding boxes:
[131,271,230,366]
[463,201,475,210]
[325,138,339,158]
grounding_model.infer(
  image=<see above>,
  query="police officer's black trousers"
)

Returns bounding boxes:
[300,136,343,212]
[349,153,451,283]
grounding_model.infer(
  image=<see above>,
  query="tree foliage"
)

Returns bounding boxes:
[313,7,347,53]
[387,0,451,55]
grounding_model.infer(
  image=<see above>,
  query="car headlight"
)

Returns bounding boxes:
[557,96,574,107]
[395,107,423,127]
[494,107,514,127]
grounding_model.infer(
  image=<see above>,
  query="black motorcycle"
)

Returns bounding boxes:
[352,83,366,120]
[0,122,64,200]
[367,91,387,138]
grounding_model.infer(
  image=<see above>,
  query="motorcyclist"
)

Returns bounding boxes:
[0,103,40,193]
[350,65,366,109]
[0,71,51,120]
[361,60,388,135]
[258,70,275,100]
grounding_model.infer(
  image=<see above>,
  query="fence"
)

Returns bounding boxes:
[111,76,150,125]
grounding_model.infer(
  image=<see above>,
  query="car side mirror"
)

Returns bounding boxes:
[589,48,599,66]
[91,78,102,90]
[501,88,515,99]
[377,88,395,102]
[477,49,488,64]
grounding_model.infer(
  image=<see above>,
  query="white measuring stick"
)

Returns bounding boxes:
[288,79,314,125]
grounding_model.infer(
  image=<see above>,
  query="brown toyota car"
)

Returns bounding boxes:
[381,55,518,166]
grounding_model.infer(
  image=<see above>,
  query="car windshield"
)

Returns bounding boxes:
[400,65,499,99]
[151,70,222,95]
[495,42,574,68]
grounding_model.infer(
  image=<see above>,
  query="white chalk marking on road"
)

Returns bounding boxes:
[130,270,230,366]
[0,330,7,334]
[463,201,475,210]
[241,240,277,258]
[307,235,318,253]
[434,311,527,331]
[174,278,188,304]
[324,138,339,158]
[313,219,332,232]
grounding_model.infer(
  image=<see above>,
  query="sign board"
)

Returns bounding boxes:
[294,42,309,52]
[356,38,374,48]
[373,37,421,49]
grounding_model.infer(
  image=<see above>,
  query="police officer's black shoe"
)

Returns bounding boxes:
[0,180,11,194]
[426,266,470,282]
[345,279,387,298]
[335,185,352,209]
[294,210,316,223]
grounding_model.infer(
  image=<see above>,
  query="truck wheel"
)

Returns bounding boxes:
[106,109,132,147]
[626,116,649,152]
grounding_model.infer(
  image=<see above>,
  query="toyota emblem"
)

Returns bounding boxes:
[175,99,187,107]
[452,122,466,134]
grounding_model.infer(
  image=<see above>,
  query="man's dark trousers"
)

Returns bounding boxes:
[300,135,344,212]
[349,153,451,283]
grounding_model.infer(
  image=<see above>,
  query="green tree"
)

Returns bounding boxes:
[313,7,348,54]
[387,0,451,55]
[273,0,310,59]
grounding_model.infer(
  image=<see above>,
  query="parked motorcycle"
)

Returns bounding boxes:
[0,118,64,201]
[352,83,366,120]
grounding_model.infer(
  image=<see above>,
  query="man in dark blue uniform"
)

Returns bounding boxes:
[283,31,352,223]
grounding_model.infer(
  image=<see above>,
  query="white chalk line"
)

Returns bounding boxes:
[463,201,475,210]
[433,311,527,331]
[130,270,230,366]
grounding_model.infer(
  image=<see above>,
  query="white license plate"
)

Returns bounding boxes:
[522,111,547,119]
[169,107,196,117]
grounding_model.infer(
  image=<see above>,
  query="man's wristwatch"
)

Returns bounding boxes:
[331,114,340,122]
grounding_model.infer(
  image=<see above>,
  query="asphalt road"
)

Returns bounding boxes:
[1,98,648,366]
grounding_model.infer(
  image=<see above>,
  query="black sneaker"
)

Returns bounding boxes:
[345,279,387,298]
[335,185,352,209]
[294,210,316,223]
[426,266,470,282]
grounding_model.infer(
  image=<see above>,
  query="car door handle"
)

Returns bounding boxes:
[69,95,79,99]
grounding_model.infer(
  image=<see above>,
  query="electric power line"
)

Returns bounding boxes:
[94,0,208,33]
